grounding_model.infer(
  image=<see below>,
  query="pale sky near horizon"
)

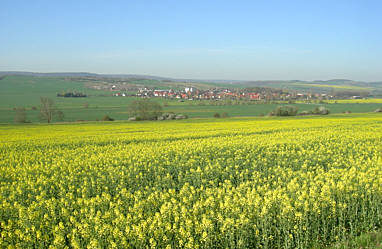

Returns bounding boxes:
[1,0,381,81]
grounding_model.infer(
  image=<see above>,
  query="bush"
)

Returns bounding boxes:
[312,106,330,115]
[101,115,114,121]
[221,112,229,118]
[165,113,176,120]
[271,105,298,116]
[299,110,312,116]
[213,113,221,118]
[131,112,188,122]
[298,106,330,116]
[128,99,162,120]
[175,114,187,120]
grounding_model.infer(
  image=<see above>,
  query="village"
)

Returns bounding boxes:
[111,85,333,101]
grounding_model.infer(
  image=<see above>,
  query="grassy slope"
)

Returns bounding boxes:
[1,76,382,123]
[0,75,112,108]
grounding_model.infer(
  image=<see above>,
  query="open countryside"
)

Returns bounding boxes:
[2,0,382,248]
[1,75,382,123]
[1,73,382,248]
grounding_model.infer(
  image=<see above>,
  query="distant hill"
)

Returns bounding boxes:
[0,71,99,78]
[0,71,168,80]
[241,79,382,96]
[1,71,381,95]
[0,71,240,83]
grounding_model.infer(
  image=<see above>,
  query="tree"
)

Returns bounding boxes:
[270,105,298,116]
[213,113,221,118]
[101,115,114,121]
[128,99,162,120]
[39,97,64,123]
[14,107,28,123]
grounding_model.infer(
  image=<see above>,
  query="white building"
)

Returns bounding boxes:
[185,87,194,93]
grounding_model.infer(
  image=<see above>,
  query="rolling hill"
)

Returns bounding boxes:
[1,71,381,96]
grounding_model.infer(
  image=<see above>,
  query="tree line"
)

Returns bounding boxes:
[14,97,64,123]
[57,92,87,97]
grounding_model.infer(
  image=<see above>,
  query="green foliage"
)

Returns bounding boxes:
[128,99,162,120]
[270,105,298,116]
[57,92,87,97]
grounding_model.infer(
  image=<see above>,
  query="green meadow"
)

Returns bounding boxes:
[1,75,382,123]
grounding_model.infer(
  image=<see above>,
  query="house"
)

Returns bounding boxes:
[154,90,170,97]
[185,87,194,93]
[247,93,260,100]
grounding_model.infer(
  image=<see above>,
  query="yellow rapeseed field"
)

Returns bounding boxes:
[1,114,382,248]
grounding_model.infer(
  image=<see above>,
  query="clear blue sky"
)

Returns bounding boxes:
[1,0,381,81]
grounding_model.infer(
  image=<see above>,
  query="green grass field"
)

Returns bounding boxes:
[292,83,371,91]
[1,76,382,123]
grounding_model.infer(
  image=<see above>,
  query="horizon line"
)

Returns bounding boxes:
[1,70,381,83]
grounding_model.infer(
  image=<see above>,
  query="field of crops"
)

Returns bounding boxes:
[1,114,382,248]
[327,99,382,104]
